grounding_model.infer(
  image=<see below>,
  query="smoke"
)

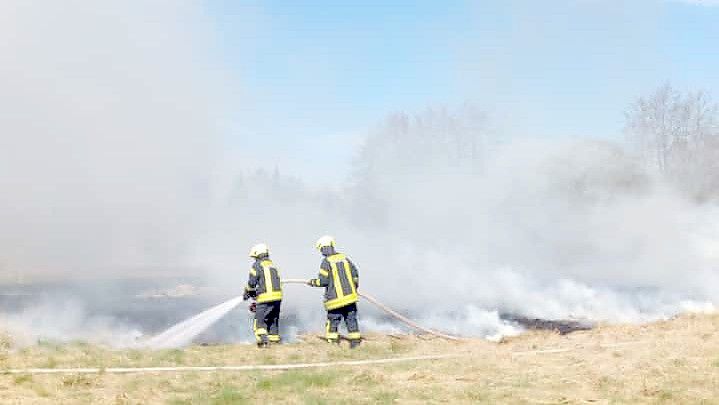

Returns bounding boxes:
[0,298,141,348]
[2,2,718,346]
[0,1,224,277]
[347,121,719,323]
[203,106,719,343]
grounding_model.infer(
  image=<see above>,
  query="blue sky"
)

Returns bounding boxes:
[205,0,719,179]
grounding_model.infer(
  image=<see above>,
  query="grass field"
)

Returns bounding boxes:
[1,313,719,404]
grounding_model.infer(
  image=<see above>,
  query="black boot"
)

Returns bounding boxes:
[257,335,269,348]
[349,339,361,349]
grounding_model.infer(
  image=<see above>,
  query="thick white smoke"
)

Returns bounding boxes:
[204,108,719,341]
[0,1,224,277]
[2,2,718,345]
[0,1,232,346]
[348,135,718,330]
[0,299,141,348]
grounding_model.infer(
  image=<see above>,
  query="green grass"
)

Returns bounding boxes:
[302,396,330,405]
[43,356,58,368]
[657,389,674,402]
[352,370,381,385]
[127,349,144,361]
[13,373,33,384]
[2,315,719,404]
[259,352,278,365]
[168,384,248,405]
[372,390,400,404]
[158,349,186,365]
[464,390,487,402]
[61,374,96,388]
[388,339,411,354]
[210,386,247,405]
[256,370,336,391]
[122,377,142,393]
[30,381,51,397]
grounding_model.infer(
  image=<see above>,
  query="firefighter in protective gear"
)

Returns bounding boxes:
[244,243,283,347]
[308,236,362,348]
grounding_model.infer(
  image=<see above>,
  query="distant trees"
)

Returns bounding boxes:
[355,104,487,175]
[349,104,488,228]
[232,167,306,203]
[624,83,719,201]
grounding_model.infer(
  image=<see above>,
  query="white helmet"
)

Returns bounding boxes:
[315,235,336,251]
[249,243,270,258]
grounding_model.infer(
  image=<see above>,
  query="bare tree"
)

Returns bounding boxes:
[624,83,719,200]
[355,104,487,176]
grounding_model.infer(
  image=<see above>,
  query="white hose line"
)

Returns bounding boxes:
[2,341,651,375]
[2,354,457,375]
[510,340,650,357]
[359,292,463,341]
[282,279,463,341]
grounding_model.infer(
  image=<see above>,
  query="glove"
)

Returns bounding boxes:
[242,290,252,301]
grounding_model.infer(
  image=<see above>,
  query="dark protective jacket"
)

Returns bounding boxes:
[310,252,359,310]
[246,257,283,303]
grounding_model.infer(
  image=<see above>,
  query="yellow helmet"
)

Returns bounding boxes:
[315,235,336,251]
[249,243,270,258]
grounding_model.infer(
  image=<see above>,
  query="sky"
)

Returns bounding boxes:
[203,0,719,181]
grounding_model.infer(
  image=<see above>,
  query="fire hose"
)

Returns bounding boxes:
[281,279,463,341]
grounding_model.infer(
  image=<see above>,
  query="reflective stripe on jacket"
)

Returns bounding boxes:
[311,253,359,310]
[247,258,283,303]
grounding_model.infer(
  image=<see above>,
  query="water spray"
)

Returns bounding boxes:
[142,296,245,349]
[143,279,462,349]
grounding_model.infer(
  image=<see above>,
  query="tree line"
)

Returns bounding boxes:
[232,83,719,215]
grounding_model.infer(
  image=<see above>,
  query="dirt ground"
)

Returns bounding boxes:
[1,313,718,404]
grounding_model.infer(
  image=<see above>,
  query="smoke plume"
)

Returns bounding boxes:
[0,1,224,278]
[1,3,718,346]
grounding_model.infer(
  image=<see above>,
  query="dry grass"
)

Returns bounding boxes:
[1,314,718,404]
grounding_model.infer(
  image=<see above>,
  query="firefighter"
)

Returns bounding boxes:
[243,243,283,347]
[307,236,362,348]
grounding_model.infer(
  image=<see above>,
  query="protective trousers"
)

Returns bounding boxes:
[325,302,361,343]
[254,301,281,344]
